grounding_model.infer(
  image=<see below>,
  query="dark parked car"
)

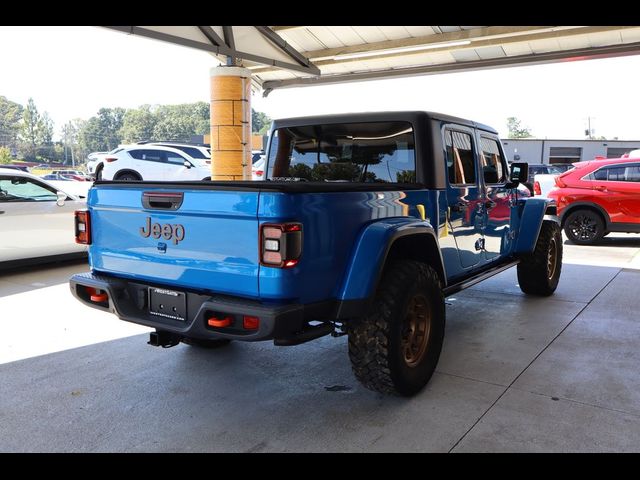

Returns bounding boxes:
[522,164,568,193]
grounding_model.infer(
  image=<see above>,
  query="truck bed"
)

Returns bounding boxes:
[87,181,430,305]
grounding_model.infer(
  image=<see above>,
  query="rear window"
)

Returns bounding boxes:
[267,121,416,183]
[158,145,207,159]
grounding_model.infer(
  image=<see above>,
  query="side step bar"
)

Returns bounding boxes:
[443,259,519,297]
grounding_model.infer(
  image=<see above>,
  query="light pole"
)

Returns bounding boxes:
[63,129,68,165]
[585,117,596,139]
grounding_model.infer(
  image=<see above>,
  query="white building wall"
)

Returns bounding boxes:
[501,139,640,164]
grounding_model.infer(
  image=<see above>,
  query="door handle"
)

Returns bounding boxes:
[594,185,607,192]
[142,191,184,210]
[0,210,4,214]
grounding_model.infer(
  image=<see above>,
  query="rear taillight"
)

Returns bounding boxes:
[260,223,302,268]
[75,210,91,244]
[255,170,264,177]
[105,157,118,163]
[533,181,541,196]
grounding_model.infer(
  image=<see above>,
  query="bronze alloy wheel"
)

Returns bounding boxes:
[401,294,431,368]
[547,235,558,280]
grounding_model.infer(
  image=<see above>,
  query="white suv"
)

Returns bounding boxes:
[87,148,122,178]
[143,142,211,161]
[100,145,211,181]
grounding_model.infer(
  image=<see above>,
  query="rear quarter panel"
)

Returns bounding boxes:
[257,189,440,304]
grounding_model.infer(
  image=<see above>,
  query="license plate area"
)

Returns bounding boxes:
[149,287,186,321]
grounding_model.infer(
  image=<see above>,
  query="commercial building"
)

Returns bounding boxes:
[502,139,640,165]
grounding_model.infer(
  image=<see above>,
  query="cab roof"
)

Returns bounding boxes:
[272,111,498,135]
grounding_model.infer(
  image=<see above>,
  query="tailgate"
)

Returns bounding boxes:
[88,185,260,298]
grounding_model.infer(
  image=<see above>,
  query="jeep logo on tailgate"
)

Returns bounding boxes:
[140,217,185,245]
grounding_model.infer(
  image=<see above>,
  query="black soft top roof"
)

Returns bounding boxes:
[272,111,498,135]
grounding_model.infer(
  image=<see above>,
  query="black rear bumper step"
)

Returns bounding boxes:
[70,272,341,346]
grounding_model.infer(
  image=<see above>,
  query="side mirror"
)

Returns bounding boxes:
[56,191,67,207]
[183,160,193,169]
[508,162,529,185]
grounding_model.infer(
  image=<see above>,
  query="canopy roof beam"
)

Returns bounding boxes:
[104,26,320,76]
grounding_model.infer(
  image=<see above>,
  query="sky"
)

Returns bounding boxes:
[2,25,640,141]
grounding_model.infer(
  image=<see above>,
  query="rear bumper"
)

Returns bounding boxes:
[69,272,363,344]
[70,272,311,343]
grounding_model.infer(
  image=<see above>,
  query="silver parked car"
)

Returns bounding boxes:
[0,168,87,267]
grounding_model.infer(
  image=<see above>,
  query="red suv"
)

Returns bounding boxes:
[547,157,640,244]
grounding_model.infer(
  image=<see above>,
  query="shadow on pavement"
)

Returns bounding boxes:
[563,235,640,248]
[0,258,88,298]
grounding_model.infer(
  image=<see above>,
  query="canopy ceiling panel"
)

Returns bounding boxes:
[103,26,640,95]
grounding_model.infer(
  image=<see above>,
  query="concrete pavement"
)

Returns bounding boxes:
[1,234,639,452]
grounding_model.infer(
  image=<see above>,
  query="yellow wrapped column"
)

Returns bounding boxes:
[210,66,252,180]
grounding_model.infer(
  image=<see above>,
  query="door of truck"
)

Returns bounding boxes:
[477,134,513,260]
[443,127,484,268]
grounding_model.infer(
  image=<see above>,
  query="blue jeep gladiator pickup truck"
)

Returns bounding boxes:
[70,111,562,396]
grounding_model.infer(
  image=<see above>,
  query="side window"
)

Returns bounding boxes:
[479,137,506,184]
[166,151,187,165]
[0,176,58,202]
[593,168,607,181]
[445,130,476,185]
[181,147,206,159]
[625,165,640,182]
[129,149,144,160]
[607,167,626,181]
[592,165,640,182]
[140,150,165,162]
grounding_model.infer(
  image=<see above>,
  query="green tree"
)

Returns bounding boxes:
[37,112,54,146]
[152,103,209,141]
[506,117,533,139]
[77,108,125,153]
[191,101,210,136]
[68,118,91,161]
[61,120,78,163]
[153,113,194,141]
[0,96,23,149]
[20,98,40,160]
[97,107,125,149]
[78,116,104,153]
[0,146,12,164]
[252,109,271,134]
[35,111,55,160]
[120,105,157,143]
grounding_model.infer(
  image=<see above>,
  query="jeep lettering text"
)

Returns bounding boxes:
[139,217,185,245]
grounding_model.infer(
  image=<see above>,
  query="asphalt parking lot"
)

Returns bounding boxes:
[1,234,640,452]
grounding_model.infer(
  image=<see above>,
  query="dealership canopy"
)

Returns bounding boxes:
[105,26,640,95]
